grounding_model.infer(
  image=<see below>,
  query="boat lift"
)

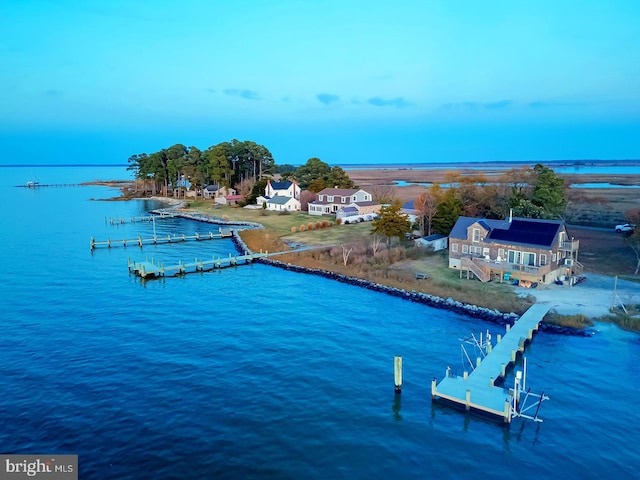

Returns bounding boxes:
[455,329,549,422]
[509,357,550,422]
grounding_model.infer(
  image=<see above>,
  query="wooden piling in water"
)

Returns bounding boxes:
[394,356,402,394]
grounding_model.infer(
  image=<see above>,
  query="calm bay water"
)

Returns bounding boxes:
[1,166,639,479]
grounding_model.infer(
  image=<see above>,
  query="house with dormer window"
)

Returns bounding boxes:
[256,179,301,208]
[448,215,581,285]
[307,188,380,217]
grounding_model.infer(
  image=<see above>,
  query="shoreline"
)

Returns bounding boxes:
[161,206,593,336]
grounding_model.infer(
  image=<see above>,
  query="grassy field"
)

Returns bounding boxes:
[187,202,536,315]
[185,199,640,328]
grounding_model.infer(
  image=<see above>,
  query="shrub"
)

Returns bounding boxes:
[291,226,297,233]
[307,223,314,230]
[316,222,322,229]
[336,218,342,225]
[300,224,305,232]
[322,221,330,228]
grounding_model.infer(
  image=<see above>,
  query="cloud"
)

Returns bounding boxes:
[316,93,340,106]
[367,97,412,108]
[223,89,260,100]
[484,99,511,109]
[529,100,588,108]
[439,100,512,111]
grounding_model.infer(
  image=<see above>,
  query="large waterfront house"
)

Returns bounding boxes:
[448,216,581,285]
[256,179,302,211]
[308,188,380,219]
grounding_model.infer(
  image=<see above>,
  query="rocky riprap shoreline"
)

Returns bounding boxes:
[228,231,591,336]
[158,209,590,337]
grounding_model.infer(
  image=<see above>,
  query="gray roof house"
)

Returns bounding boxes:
[449,216,581,284]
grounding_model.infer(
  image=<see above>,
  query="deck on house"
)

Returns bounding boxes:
[431,303,550,422]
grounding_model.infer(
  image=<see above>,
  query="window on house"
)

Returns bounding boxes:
[470,246,482,255]
[451,243,458,252]
[540,254,547,266]
[462,244,469,254]
[523,252,536,266]
[328,196,333,202]
[508,250,522,264]
[483,247,490,257]
[472,228,480,242]
[365,195,370,200]
[498,248,505,260]
[552,253,557,262]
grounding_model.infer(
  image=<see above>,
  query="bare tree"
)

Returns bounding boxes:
[235,178,255,202]
[300,190,316,212]
[371,235,384,256]
[370,184,395,204]
[342,244,353,266]
[414,185,441,236]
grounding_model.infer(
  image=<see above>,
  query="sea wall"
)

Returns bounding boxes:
[165,210,588,336]
[230,231,591,336]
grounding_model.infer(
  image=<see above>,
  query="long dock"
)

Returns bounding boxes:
[431,303,550,423]
[90,229,232,250]
[128,252,268,278]
[105,212,178,225]
[16,183,81,188]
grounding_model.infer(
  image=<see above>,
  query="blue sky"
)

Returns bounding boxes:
[1,0,639,166]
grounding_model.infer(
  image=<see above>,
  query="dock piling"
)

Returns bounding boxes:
[394,356,402,394]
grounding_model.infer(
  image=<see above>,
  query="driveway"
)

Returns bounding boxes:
[513,273,639,318]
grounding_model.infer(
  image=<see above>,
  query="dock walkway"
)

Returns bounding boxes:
[105,212,178,225]
[90,229,232,250]
[431,303,550,423]
[128,252,268,278]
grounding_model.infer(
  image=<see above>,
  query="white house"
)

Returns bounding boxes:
[265,195,301,212]
[308,188,380,216]
[265,179,300,199]
[257,179,301,207]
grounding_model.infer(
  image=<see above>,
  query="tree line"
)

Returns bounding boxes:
[126,140,276,196]
[411,164,568,235]
[126,141,356,201]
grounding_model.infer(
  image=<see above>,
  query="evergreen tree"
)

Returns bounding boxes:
[371,202,412,244]
[433,188,464,234]
[531,164,567,218]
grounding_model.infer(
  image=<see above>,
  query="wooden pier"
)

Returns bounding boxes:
[105,212,178,225]
[90,229,233,250]
[128,252,268,278]
[16,183,81,188]
[431,303,550,423]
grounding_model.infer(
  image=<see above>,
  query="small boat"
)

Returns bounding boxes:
[25,180,40,188]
